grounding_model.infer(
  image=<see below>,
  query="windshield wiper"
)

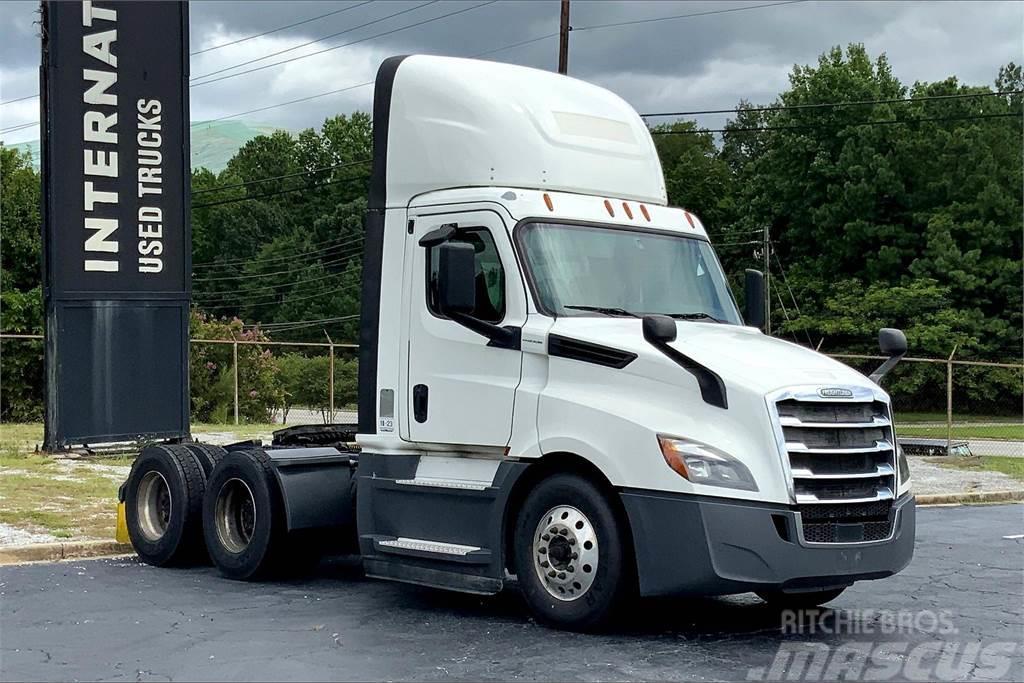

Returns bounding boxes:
[563,305,640,318]
[663,312,727,324]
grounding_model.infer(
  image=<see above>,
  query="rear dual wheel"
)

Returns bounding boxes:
[202,449,288,580]
[125,444,227,566]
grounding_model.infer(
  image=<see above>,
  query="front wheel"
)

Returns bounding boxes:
[512,473,633,630]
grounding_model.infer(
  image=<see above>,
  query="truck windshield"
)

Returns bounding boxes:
[517,222,742,324]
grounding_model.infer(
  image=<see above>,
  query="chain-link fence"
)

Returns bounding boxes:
[2,334,1021,455]
[828,352,1023,457]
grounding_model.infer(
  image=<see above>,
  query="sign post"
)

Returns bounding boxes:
[40,1,191,450]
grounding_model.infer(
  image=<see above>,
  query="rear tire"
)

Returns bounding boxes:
[125,445,206,566]
[184,443,227,477]
[756,586,847,608]
[203,449,285,580]
[512,473,632,631]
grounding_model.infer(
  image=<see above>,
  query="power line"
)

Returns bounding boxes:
[193,158,371,195]
[190,26,559,129]
[191,1,439,81]
[572,0,805,32]
[640,90,1023,118]
[195,270,358,304]
[193,234,366,270]
[193,232,366,270]
[194,243,363,284]
[0,93,38,107]
[0,121,39,135]
[191,1,375,55]
[650,111,1022,135]
[191,173,371,209]
[191,81,375,127]
[190,1,496,88]
[193,239,366,282]
[245,314,358,328]
[196,280,362,310]
[248,314,360,334]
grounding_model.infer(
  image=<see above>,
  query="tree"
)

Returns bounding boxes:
[1,148,44,420]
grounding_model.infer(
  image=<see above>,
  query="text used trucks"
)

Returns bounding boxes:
[120,55,915,630]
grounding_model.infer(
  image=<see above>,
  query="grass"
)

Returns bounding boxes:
[898,424,1024,441]
[896,412,1022,424]
[926,456,1024,482]
[0,447,123,541]
[0,421,283,543]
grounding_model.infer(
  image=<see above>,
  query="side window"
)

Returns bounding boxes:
[427,227,506,323]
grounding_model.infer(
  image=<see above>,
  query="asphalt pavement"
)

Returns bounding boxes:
[2,504,1021,682]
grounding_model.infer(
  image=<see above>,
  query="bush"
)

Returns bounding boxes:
[276,352,358,423]
[189,312,283,423]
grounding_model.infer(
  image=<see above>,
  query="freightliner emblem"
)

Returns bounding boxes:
[819,387,854,398]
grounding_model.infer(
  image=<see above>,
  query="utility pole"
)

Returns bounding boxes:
[763,224,771,336]
[558,0,570,74]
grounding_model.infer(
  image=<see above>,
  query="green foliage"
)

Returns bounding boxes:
[188,312,283,423]
[276,352,358,423]
[1,149,44,421]
[190,114,370,341]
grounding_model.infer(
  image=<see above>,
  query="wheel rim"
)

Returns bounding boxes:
[136,471,172,542]
[532,505,599,602]
[215,478,257,554]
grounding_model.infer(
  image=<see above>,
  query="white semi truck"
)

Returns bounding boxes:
[120,55,915,630]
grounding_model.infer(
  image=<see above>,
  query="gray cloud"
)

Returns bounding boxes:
[2,0,1021,145]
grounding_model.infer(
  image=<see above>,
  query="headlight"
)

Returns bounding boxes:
[657,435,758,491]
[897,443,911,492]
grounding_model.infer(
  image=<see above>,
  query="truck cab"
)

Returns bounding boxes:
[123,54,914,631]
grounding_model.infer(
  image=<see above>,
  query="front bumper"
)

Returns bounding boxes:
[620,489,915,597]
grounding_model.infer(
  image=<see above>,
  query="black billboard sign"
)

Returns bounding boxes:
[41,1,190,449]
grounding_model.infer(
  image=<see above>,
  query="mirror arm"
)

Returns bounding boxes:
[449,311,521,350]
[869,351,905,384]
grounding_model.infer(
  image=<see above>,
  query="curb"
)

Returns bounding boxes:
[0,540,133,566]
[916,489,1024,506]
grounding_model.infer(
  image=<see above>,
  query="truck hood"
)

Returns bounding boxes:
[548,317,878,396]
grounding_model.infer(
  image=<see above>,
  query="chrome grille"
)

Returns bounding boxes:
[774,391,897,544]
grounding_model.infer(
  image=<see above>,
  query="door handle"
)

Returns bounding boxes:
[413,384,429,423]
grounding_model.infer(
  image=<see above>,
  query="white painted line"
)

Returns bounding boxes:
[1002,534,1024,540]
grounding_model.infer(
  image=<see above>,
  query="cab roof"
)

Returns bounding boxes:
[369,55,667,211]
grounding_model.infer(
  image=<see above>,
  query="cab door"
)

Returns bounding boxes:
[405,209,525,447]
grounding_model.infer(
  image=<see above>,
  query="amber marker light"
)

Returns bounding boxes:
[604,199,615,217]
[622,202,633,219]
[543,193,554,211]
[640,204,651,221]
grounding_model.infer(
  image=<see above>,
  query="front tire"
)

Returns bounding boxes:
[513,473,632,630]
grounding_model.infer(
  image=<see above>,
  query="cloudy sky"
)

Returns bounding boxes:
[1,0,1021,146]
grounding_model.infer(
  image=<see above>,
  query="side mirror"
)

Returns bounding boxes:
[879,328,907,356]
[869,327,907,384]
[642,314,677,344]
[744,269,765,330]
[436,242,476,315]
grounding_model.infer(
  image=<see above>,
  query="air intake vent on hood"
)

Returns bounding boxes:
[548,335,637,369]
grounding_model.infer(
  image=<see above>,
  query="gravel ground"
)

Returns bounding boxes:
[908,457,1019,495]
[0,523,57,546]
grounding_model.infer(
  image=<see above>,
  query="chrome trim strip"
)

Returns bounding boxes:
[785,439,894,455]
[794,486,894,505]
[779,416,891,429]
[791,463,895,480]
